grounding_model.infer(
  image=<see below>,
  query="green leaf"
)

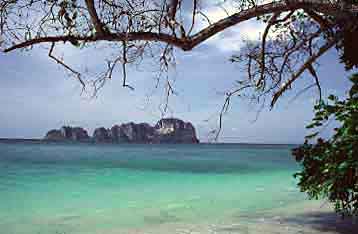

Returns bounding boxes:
[328,94,337,101]
[305,132,319,139]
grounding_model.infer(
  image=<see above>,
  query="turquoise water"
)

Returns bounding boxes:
[0,143,307,234]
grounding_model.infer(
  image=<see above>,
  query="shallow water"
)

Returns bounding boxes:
[0,143,313,234]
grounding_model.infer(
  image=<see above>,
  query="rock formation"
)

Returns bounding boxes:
[153,118,199,143]
[45,129,65,141]
[93,127,111,143]
[120,122,155,143]
[44,126,90,142]
[44,118,199,144]
[109,125,124,143]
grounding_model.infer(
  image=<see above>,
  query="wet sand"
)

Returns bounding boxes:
[118,200,358,234]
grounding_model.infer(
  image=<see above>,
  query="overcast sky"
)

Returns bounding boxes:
[0,4,353,143]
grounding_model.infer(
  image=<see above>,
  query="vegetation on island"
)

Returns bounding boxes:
[45,118,199,143]
[1,0,357,217]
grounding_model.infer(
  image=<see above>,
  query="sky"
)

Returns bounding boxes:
[0,3,354,143]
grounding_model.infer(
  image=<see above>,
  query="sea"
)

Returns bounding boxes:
[0,142,330,234]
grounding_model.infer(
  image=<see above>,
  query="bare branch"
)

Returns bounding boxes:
[3,32,187,52]
[85,0,106,36]
[215,85,252,141]
[287,83,316,105]
[121,40,134,90]
[3,0,355,53]
[308,64,322,102]
[48,42,85,89]
[188,0,198,36]
[271,36,339,108]
[189,0,351,50]
[257,12,280,88]
[167,0,179,21]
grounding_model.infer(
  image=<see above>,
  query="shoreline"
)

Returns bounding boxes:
[116,200,358,234]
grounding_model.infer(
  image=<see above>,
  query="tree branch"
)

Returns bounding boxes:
[121,40,134,90]
[257,12,280,88]
[188,0,349,50]
[215,85,252,141]
[270,36,339,108]
[3,0,354,53]
[3,32,189,52]
[188,0,197,36]
[85,0,106,36]
[167,0,179,21]
[48,42,85,89]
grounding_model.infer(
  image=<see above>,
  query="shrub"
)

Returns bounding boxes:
[293,73,358,217]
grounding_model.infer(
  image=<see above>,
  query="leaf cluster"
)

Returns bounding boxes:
[292,74,358,217]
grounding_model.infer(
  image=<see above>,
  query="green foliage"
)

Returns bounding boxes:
[292,74,358,217]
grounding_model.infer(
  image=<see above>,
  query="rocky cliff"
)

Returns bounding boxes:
[93,127,112,143]
[45,118,199,144]
[45,126,90,142]
[153,118,199,143]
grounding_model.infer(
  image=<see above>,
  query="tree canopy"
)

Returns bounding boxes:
[1,0,358,106]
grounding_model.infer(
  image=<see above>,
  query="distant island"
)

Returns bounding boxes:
[44,118,199,144]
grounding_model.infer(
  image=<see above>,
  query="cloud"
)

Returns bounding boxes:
[195,1,266,52]
[205,20,265,52]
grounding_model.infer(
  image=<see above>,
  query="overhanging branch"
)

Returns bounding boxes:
[3,32,189,52]
[48,42,86,89]
[3,0,356,53]
[270,36,340,108]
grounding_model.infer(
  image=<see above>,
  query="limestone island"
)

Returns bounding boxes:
[44,118,199,144]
